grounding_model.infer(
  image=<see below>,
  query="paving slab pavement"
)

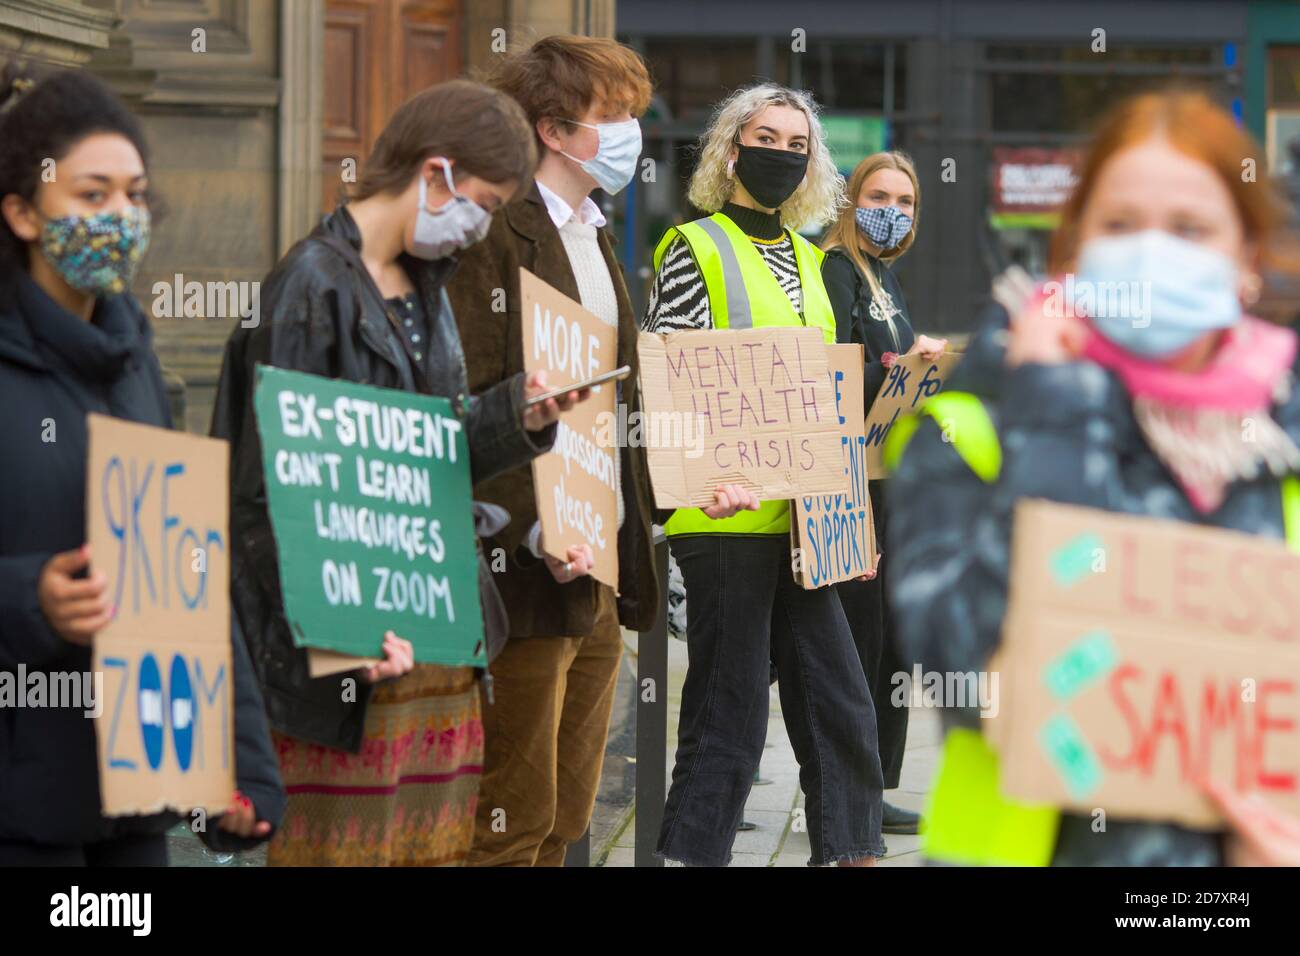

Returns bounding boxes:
[609,630,942,867]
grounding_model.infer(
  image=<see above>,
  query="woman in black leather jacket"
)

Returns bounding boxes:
[210,79,585,866]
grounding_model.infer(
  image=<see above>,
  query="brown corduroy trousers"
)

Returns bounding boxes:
[467,585,622,867]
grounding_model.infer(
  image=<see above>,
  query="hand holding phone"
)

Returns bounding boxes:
[524,365,632,408]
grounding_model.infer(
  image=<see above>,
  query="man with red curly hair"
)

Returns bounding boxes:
[447,35,659,867]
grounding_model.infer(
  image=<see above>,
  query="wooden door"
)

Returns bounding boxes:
[322,0,463,212]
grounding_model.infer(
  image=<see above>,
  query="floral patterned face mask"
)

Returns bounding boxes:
[38,206,151,295]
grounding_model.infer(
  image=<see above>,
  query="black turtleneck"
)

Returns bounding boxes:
[720,201,784,241]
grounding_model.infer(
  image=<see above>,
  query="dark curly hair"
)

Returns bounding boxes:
[0,59,154,273]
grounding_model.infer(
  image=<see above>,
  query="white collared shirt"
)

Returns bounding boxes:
[535,178,607,229]
[525,179,623,559]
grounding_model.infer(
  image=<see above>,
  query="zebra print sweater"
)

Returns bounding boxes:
[641,203,803,333]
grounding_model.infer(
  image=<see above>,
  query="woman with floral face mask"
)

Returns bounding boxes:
[0,62,285,864]
[642,83,886,868]
[211,79,591,866]
[819,151,943,838]
[886,88,1300,866]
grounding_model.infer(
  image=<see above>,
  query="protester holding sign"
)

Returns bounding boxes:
[0,63,283,864]
[886,89,1300,865]
[211,80,584,866]
[642,83,885,867]
[445,36,661,868]
[820,151,945,836]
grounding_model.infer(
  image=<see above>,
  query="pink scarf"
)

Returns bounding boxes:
[1080,316,1300,512]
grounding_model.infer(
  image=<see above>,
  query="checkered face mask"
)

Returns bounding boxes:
[855,204,913,251]
[39,206,152,295]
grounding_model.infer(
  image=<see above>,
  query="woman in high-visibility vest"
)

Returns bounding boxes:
[819,151,948,836]
[886,88,1300,866]
[642,83,886,867]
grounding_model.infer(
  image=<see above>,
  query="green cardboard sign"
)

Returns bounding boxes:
[253,365,485,666]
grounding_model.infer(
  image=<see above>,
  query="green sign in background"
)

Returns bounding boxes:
[822,114,888,174]
[253,365,484,666]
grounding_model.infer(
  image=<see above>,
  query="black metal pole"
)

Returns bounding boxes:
[635,531,670,867]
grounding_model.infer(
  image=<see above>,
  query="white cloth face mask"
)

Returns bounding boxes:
[559,118,642,195]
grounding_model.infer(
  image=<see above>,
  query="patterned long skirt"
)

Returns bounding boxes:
[267,665,482,866]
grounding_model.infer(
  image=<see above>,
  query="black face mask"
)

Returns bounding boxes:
[732,143,809,210]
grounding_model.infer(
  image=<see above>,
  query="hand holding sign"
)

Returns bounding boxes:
[703,483,761,520]
[217,788,272,840]
[360,631,415,684]
[907,334,949,362]
[38,544,113,645]
[544,540,595,584]
[1206,780,1300,867]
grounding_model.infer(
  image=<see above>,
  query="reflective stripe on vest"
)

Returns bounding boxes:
[898,391,1300,864]
[881,391,1001,482]
[655,213,837,537]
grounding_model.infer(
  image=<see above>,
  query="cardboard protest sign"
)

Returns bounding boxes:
[253,366,484,666]
[520,268,619,589]
[863,352,960,474]
[87,414,233,816]
[307,649,381,678]
[637,328,844,508]
[792,344,877,588]
[991,499,1300,828]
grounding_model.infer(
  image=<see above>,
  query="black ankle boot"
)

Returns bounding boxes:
[881,801,920,835]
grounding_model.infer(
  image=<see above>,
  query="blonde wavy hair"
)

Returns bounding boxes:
[687,83,844,231]
[821,151,921,308]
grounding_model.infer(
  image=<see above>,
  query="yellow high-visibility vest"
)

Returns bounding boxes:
[653,212,837,536]
[889,390,1300,865]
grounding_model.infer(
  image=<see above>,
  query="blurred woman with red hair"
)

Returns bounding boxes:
[886,87,1300,866]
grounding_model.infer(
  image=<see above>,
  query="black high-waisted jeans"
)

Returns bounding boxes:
[657,534,885,866]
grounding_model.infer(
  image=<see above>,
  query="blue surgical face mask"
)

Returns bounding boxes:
[410,160,492,261]
[855,204,913,250]
[560,118,642,195]
[1072,229,1241,358]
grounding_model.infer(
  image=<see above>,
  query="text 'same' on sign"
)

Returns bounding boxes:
[988,500,1300,829]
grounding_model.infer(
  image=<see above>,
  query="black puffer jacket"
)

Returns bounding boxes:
[887,304,1300,866]
[210,206,554,754]
[0,271,284,849]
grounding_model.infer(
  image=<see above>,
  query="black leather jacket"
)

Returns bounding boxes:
[210,206,554,753]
